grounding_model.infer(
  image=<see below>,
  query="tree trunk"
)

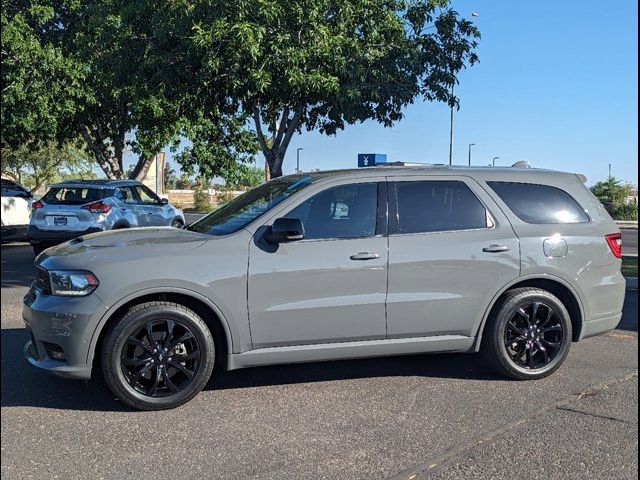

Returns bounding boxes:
[253,104,303,179]
[81,127,124,179]
[129,155,154,180]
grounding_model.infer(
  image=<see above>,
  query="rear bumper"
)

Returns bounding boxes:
[580,312,622,340]
[28,225,103,246]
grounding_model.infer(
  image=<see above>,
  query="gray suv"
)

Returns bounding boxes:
[28,179,185,254]
[23,166,626,410]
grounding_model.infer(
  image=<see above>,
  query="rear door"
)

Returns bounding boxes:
[386,176,520,339]
[248,178,388,348]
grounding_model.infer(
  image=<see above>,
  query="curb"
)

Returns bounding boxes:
[626,278,638,290]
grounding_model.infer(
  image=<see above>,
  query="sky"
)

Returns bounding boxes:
[129,0,639,186]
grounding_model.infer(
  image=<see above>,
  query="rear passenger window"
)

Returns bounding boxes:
[487,182,589,224]
[394,181,488,234]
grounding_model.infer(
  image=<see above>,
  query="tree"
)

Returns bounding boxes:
[1,2,87,149]
[591,177,637,220]
[1,141,94,192]
[183,0,479,177]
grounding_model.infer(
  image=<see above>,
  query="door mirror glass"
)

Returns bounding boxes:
[268,217,305,243]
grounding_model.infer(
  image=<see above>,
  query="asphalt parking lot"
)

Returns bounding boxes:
[1,243,637,479]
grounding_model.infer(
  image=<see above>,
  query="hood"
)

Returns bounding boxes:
[38,227,211,269]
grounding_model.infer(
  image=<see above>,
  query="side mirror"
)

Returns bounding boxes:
[160,198,169,205]
[268,217,305,243]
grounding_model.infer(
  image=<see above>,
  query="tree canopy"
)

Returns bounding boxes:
[2,0,480,180]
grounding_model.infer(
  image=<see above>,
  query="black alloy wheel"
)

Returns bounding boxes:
[503,301,564,370]
[121,319,201,397]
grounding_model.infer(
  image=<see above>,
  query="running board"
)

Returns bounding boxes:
[226,335,474,371]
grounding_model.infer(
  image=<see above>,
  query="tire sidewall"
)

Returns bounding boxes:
[103,304,214,410]
[492,291,572,379]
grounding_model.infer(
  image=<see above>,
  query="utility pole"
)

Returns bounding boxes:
[296,148,303,173]
[448,84,455,166]
[608,163,612,180]
[468,143,476,166]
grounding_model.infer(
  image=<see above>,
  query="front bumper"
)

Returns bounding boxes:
[28,225,103,246]
[22,283,108,380]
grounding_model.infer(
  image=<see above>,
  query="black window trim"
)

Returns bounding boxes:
[388,179,496,236]
[278,180,388,243]
[486,180,592,225]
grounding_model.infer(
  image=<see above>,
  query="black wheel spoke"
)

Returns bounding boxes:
[149,366,163,396]
[168,332,194,350]
[539,307,554,329]
[145,321,156,348]
[162,369,180,393]
[540,338,561,348]
[164,320,175,348]
[531,303,540,325]
[173,350,200,362]
[536,342,549,364]
[542,325,562,333]
[168,360,195,379]
[122,357,152,367]
[131,362,155,384]
[126,338,153,353]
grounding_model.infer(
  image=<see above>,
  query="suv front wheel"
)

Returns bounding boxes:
[101,301,215,410]
[481,287,572,380]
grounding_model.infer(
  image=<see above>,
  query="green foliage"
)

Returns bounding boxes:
[1,2,87,148]
[180,0,480,176]
[591,177,637,220]
[1,141,95,191]
[225,164,264,189]
[193,187,213,212]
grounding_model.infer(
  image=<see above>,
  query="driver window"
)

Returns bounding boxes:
[136,185,160,205]
[286,183,378,240]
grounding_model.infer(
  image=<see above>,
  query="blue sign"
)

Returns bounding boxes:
[358,153,387,167]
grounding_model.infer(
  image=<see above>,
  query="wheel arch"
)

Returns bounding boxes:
[89,288,234,371]
[473,274,585,351]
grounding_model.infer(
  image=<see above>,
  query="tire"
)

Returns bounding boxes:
[171,218,184,229]
[481,287,572,380]
[32,245,44,256]
[101,301,215,410]
[113,223,128,230]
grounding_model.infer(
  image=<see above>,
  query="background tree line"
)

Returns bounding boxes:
[2,0,479,186]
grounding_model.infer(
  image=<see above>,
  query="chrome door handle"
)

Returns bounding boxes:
[483,244,510,253]
[350,252,380,260]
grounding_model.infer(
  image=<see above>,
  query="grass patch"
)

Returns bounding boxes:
[622,256,638,278]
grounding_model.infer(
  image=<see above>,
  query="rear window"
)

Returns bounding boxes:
[487,181,590,224]
[43,187,105,205]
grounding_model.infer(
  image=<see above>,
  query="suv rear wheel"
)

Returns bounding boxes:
[481,287,572,380]
[101,301,215,410]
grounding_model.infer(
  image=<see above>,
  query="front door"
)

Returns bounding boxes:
[386,176,520,339]
[248,179,388,349]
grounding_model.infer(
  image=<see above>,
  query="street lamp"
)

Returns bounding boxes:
[492,156,500,167]
[296,148,303,173]
[448,12,478,166]
[468,143,476,166]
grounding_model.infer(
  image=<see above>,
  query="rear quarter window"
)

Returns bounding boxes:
[487,181,590,224]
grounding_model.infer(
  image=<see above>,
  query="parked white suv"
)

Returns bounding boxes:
[1,177,33,242]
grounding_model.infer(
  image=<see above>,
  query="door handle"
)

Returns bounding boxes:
[483,244,510,253]
[350,252,381,261]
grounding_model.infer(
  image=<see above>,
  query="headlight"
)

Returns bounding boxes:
[49,270,99,296]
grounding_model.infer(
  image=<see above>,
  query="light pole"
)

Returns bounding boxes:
[608,163,612,180]
[296,148,303,173]
[468,143,476,166]
[448,12,478,166]
[492,156,500,167]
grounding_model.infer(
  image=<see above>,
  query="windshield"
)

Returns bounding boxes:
[188,175,314,236]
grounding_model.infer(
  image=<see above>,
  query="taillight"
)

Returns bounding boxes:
[31,200,44,210]
[82,201,111,213]
[605,233,622,259]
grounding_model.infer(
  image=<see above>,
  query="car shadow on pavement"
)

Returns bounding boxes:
[1,244,35,289]
[208,351,506,392]
[2,326,505,412]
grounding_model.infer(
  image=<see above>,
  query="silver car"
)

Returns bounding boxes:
[28,179,185,254]
[23,165,626,410]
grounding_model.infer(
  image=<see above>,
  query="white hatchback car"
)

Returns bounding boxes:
[1,177,33,242]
